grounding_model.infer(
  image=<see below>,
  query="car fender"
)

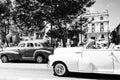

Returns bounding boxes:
[0,51,21,60]
[49,54,80,72]
[33,50,52,59]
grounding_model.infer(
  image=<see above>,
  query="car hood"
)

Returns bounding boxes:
[2,47,19,51]
[54,47,83,55]
[0,47,19,54]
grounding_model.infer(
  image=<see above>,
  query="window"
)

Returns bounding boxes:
[92,17,94,21]
[91,37,95,40]
[35,43,37,47]
[100,16,103,20]
[34,43,42,47]
[27,43,34,47]
[100,23,104,32]
[85,34,87,38]
[101,34,104,38]
[100,23,103,25]
[92,23,95,32]
[37,43,42,47]
[18,43,25,47]
[92,23,95,26]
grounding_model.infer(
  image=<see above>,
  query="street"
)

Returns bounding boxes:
[0,61,89,80]
[0,61,119,80]
[0,0,120,80]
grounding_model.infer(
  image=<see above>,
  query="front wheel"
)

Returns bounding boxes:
[1,56,9,63]
[36,55,44,63]
[53,62,68,77]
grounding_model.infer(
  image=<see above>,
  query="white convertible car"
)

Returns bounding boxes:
[48,39,120,76]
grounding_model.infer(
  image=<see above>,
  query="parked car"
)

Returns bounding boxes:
[0,40,54,63]
[48,39,120,76]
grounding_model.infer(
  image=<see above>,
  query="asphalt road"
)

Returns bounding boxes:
[0,61,120,80]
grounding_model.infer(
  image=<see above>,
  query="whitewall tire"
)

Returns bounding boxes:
[53,62,68,77]
[1,56,8,63]
[36,55,44,63]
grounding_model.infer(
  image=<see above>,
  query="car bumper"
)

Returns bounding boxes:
[47,61,52,69]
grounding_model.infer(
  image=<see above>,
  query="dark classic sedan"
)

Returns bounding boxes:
[0,40,54,63]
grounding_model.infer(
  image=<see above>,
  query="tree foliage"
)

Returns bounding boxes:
[12,0,95,47]
[110,24,120,44]
[0,0,11,45]
[0,0,95,47]
[44,0,95,47]
[13,0,46,36]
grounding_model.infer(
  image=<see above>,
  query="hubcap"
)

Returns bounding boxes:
[2,56,7,63]
[55,63,66,76]
[37,56,43,63]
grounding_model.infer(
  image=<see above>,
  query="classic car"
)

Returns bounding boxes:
[48,39,120,76]
[0,40,54,63]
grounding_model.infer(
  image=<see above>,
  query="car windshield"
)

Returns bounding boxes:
[41,42,50,47]
[18,43,25,47]
[86,41,96,49]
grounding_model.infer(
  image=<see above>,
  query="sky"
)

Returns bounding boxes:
[89,0,120,31]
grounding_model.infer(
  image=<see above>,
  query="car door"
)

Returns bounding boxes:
[112,45,120,73]
[24,42,35,57]
[78,41,113,73]
[18,43,26,56]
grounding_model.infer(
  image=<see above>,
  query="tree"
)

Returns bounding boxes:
[0,0,11,45]
[41,0,95,47]
[110,24,120,44]
[69,16,93,46]
[13,0,46,37]
[0,0,95,47]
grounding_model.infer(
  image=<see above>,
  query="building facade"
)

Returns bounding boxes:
[84,11,109,42]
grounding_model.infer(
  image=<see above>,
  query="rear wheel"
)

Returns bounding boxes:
[36,55,44,63]
[53,62,68,77]
[1,56,9,63]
